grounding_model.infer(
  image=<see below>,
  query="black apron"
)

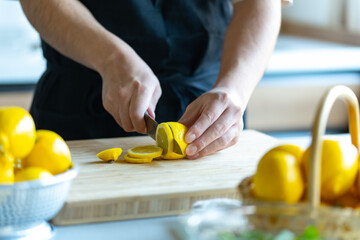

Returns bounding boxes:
[30,0,232,140]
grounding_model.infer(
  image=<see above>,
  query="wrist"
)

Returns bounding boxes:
[96,38,135,77]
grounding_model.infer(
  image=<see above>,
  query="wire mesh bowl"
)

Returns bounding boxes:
[0,165,78,239]
[236,85,360,239]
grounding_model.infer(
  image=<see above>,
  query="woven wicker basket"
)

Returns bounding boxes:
[238,85,360,239]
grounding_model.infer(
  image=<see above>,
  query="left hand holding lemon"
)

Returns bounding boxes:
[178,88,243,159]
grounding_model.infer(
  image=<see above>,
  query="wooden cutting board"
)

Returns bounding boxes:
[52,130,278,225]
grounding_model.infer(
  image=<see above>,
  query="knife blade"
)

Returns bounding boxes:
[144,111,158,140]
[144,112,184,155]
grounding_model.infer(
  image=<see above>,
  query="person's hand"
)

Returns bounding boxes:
[100,49,161,134]
[178,87,244,159]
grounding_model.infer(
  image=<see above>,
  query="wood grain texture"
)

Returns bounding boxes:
[52,130,278,225]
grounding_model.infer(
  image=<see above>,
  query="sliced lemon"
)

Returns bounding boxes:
[127,145,163,159]
[123,153,152,163]
[155,122,187,160]
[168,122,187,158]
[96,148,123,162]
[156,123,173,156]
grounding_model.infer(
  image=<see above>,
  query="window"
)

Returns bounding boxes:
[0,1,45,85]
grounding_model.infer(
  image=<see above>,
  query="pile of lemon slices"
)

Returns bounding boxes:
[96,122,188,163]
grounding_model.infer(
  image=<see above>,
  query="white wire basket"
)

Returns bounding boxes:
[0,166,78,240]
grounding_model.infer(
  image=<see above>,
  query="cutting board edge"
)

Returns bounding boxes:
[52,187,242,226]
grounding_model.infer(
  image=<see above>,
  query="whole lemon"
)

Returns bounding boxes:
[15,167,52,182]
[0,106,36,159]
[0,151,14,184]
[253,144,305,204]
[302,139,358,201]
[265,144,304,165]
[23,130,72,175]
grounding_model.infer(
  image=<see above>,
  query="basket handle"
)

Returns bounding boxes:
[308,85,360,209]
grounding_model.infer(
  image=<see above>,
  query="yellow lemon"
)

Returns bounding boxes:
[0,106,36,159]
[253,146,305,204]
[127,145,163,159]
[156,122,187,159]
[302,139,358,201]
[123,153,152,163]
[265,144,304,165]
[0,151,14,184]
[96,148,123,162]
[22,130,72,175]
[15,167,52,182]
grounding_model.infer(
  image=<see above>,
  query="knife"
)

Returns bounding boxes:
[144,111,158,140]
[144,111,184,155]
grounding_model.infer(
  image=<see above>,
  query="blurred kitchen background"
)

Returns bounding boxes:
[1,0,360,137]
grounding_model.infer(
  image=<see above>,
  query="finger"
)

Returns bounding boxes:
[102,91,124,130]
[185,108,236,155]
[184,103,224,144]
[148,84,162,119]
[129,84,151,134]
[187,123,242,160]
[111,107,123,129]
[146,107,155,119]
[118,94,135,132]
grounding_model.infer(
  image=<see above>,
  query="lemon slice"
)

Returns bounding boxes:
[156,123,173,158]
[156,122,187,159]
[123,153,152,163]
[96,148,123,162]
[127,145,163,159]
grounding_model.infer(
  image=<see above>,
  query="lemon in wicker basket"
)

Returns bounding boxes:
[252,144,305,204]
[239,85,360,239]
[302,139,358,201]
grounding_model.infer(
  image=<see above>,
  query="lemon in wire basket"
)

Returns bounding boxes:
[0,106,78,239]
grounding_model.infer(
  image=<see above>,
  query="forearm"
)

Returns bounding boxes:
[20,0,133,73]
[214,0,282,111]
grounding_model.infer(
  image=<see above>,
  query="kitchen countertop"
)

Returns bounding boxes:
[51,133,351,240]
[2,34,360,85]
